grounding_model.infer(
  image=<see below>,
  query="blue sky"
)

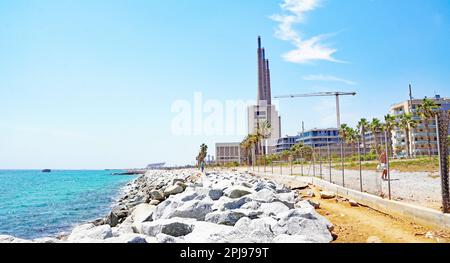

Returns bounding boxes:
[1,0,449,169]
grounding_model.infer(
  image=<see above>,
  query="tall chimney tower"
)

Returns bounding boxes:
[257,37,272,106]
[257,36,265,105]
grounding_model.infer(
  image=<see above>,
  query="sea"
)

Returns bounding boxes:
[0,170,137,240]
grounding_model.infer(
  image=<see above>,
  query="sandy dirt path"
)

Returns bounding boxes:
[245,170,450,243]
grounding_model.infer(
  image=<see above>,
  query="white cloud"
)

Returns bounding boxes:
[271,0,343,63]
[302,74,357,85]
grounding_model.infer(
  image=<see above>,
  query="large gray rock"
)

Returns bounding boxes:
[224,186,254,199]
[208,189,224,201]
[205,210,261,226]
[260,202,290,217]
[108,205,129,227]
[271,209,333,243]
[170,199,214,221]
[215,196,251,211]
[140,218,196,237]
[114,216,135,236]
[276,192,296,209]
[131,204,156,230]
[183,221,233,243]
[249,189,277,203]
[103,234,152,243]
[156,233,185,243]
[211,217,275,243]
[164,185,184,197]
[68,224,113,242]
[153,197,213,221]
[150,190,165,201]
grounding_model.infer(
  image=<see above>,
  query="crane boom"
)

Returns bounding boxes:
[275,91,356,99]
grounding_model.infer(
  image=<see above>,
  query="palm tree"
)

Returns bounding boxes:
[399,113,419,158]
[257,121,272,155]
[240,135,253,166]
[291,142,304,160]
[346,127,359,157]
[369,118,383,155]
[384,114,396,156]
[339,124,350,143]
[357,118,370,156]
[417,98,439,157]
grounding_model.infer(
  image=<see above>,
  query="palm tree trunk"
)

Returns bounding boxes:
[405,127,411,158]
[425,120,432,157]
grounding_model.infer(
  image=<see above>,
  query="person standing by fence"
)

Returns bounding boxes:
[378,151,388,181]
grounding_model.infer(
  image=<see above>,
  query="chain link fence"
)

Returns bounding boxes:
[245,114,450,213]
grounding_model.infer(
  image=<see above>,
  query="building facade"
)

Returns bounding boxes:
[363,131,387,153]
[275,135,300,153]
[215,143,246,165]
[390,95,450,157]
[296,128,340,148]
[295,128,354,157]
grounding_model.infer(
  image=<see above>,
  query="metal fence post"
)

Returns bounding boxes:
[328,142,332,183]
[358,138,363,192]
[319,146,323,179]
[341,141,345,187]
[436,112,450,213]
[384,130,392,200]
[301,153,304,176]
[312,147,316,178]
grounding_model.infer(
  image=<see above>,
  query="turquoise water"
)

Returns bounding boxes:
[0,170,137,239]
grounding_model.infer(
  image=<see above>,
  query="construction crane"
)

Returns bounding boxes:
[275,91,357,128]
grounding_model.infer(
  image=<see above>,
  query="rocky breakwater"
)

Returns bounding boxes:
[0,170,334,243]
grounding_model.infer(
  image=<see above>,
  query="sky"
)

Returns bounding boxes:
[1,0,450,169]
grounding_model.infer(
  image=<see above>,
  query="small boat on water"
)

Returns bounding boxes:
[42,169,52,173]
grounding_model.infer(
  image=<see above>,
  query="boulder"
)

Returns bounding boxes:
[183,221,233,243]
[114,216,135,236]
[249,189,277,203]
[164,185,185,197]
[349,200,359,207]
[140,218,196,237]
[150,190,165,201]
[260,202,290,217]
[320,191,336,199]
[208,189,224,201]
[68,224,113,242]
[108,205,129,227]
[103,234,151,243]
[290,182,309,190]
[156,233,185,243]
[132,204,156,231]
[205,210,260,226]
[307,200,321,209]
[276,192,296,209]
[212,217,275,243]
[168,199,214,221]
[149,200,161,206]
[224,186,254,199]
[271,209,333,243]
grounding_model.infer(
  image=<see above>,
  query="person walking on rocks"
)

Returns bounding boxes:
[200,161,206,173]
[378,151,388,181]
